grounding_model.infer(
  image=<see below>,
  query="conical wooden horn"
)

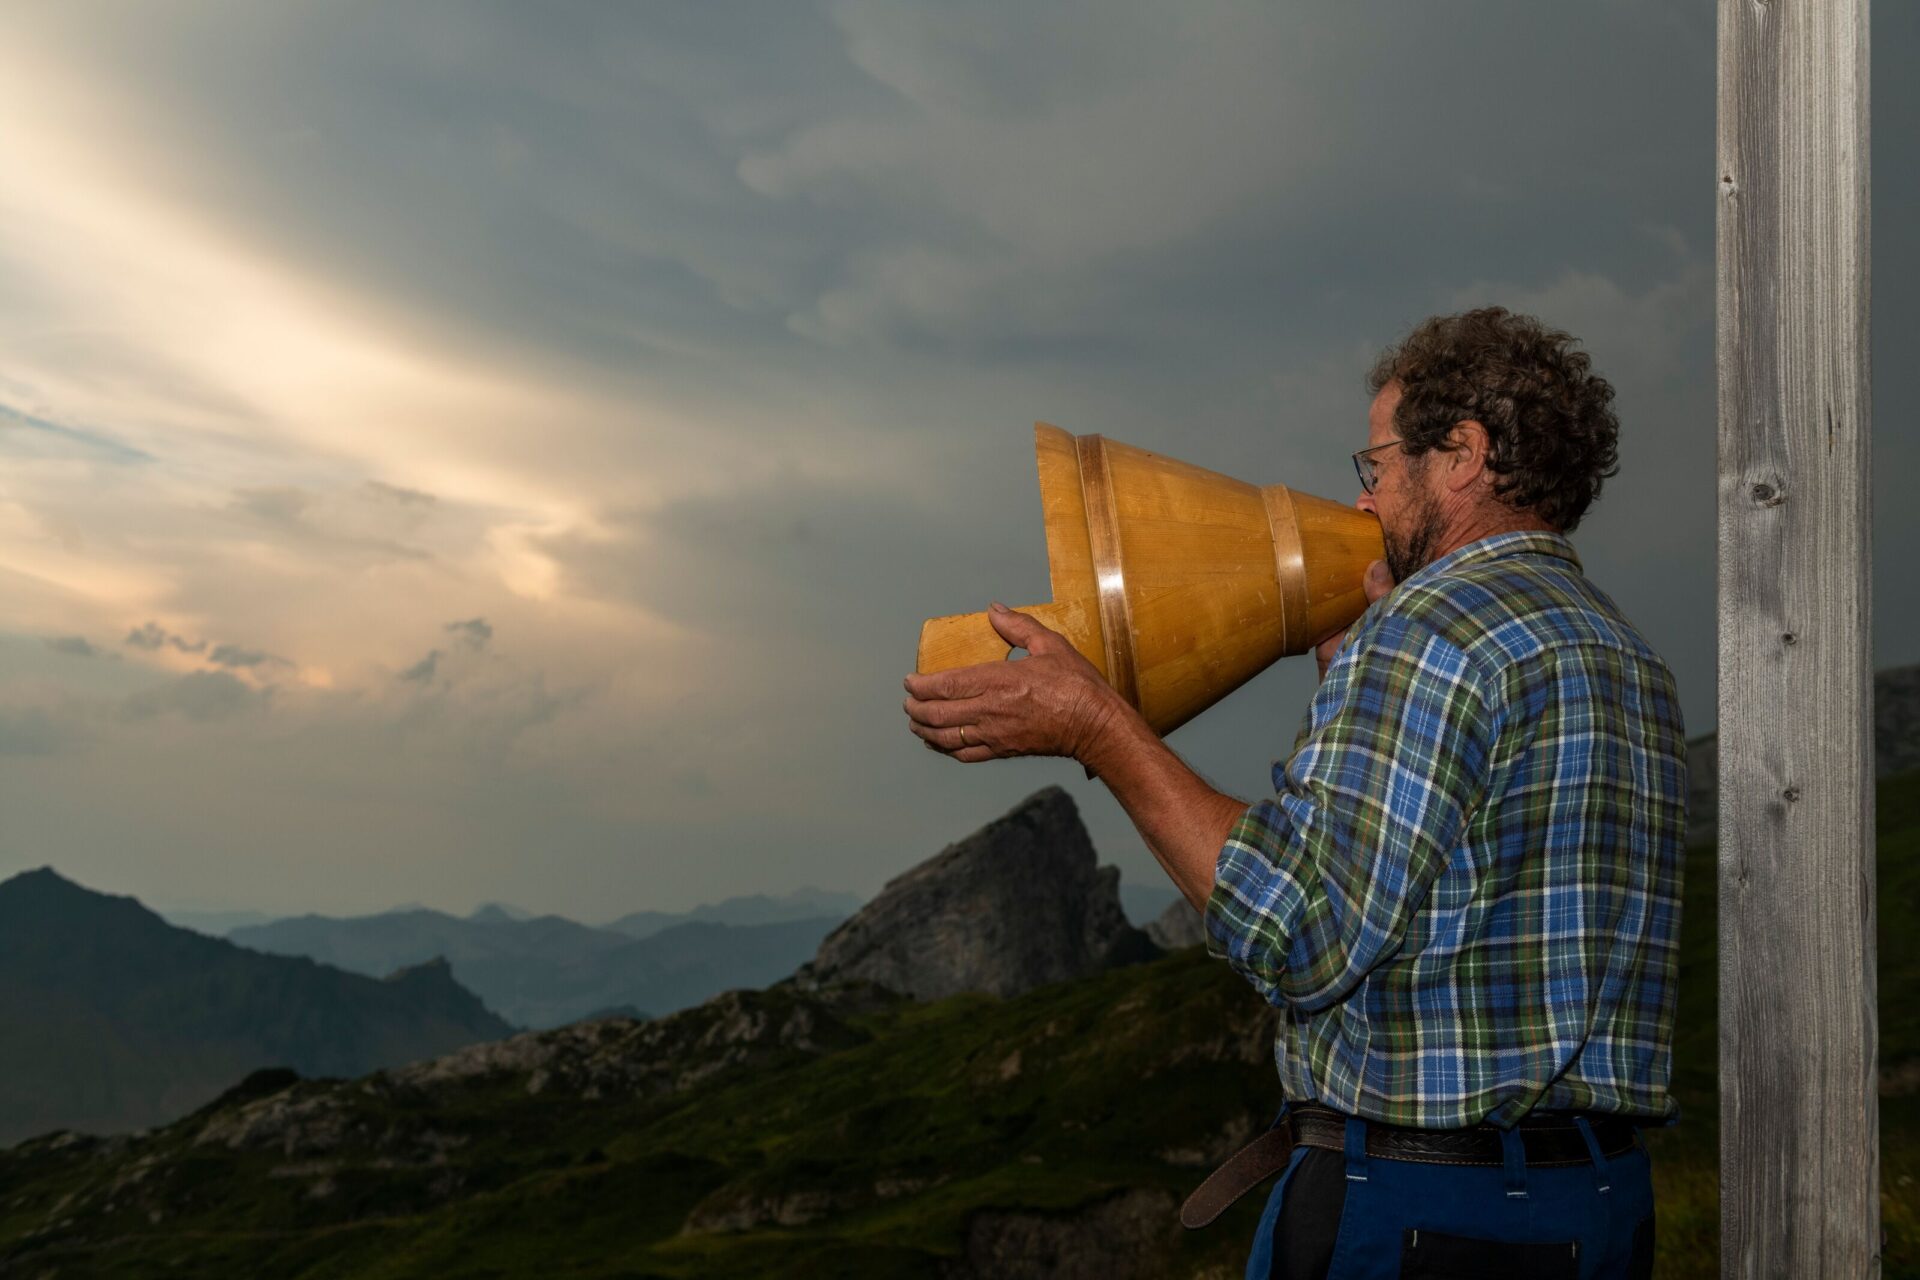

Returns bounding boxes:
[917,424,1386,737]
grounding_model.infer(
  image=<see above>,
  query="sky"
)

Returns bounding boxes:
[1,1,1914,922]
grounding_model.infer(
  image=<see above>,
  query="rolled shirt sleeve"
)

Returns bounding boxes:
[1203,610,1496,1011]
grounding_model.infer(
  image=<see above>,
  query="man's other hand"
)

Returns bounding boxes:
[903,603,1128,765]
[1311,559,1395,682]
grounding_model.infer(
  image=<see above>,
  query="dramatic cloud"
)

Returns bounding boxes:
[120,671,256,723]
[206,644,283,669]
[399,651,442,685]
[445,618,493,651]
[123,624,284,672]
[125,623,205,655]
[0,2,1911,918]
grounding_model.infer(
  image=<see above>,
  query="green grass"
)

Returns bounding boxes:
[3,773,1917,1278]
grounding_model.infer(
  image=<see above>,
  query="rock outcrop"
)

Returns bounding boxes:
[389,986,867,1100]
[789,787,1157,1001]
[187,985,874,1162]
[1145,896,1206,950]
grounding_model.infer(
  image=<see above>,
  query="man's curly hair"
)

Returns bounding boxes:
[1365,307,1620,532]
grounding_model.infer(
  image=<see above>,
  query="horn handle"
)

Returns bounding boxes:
[915,599,1105,676]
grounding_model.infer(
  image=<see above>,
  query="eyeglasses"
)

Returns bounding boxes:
[1352,441,1404,495]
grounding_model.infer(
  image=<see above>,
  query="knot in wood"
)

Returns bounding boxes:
[1781,785,1801,803]
[1750,481,1785,507]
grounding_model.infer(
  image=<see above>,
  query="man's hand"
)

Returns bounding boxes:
[1311,559,1395,682]
[903,603,1128,765]
[905,601,1246,913]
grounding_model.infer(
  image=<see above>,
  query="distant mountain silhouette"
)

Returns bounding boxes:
[467,901,534,924]
[234,909,629,985]
[0,868,511,1147]
[152,906,276,935]
[601,886,863,939]
[231,909,847,1029]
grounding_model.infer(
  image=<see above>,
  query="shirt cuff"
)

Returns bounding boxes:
[1201,798,1313,994]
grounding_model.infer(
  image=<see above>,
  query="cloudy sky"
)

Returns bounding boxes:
[2,2,1913,921]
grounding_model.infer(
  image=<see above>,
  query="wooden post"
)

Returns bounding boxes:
[1716,0,1876,1273]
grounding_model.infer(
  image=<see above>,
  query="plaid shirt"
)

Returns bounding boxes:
[1203,530,1686,1129]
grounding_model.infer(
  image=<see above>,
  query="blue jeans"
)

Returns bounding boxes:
[1245,1105,1657,1279]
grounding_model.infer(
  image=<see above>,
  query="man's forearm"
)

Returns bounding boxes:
[1080,699,1250,914]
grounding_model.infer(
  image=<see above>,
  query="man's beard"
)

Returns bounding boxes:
[1383,480,1445,584]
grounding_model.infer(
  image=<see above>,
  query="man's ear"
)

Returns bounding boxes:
[1442,419,1491,494]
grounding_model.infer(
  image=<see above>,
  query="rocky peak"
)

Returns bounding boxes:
[788,786,1157,1002]
[1145,897,1205,951]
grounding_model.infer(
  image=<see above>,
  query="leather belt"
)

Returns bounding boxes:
[1179,1103,1643,1230]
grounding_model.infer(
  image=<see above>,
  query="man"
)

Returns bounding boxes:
[902,306,1685,1279]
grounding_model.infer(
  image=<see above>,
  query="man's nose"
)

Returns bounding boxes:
[1356,490,1378,515]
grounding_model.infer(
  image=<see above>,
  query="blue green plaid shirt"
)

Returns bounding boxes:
[1203,530,1686,1129]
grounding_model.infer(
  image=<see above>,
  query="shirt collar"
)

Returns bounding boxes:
[1399,529,1582,589]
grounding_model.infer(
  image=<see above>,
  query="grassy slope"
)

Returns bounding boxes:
[0,950,1280,1279]
[3,773,1916,1278]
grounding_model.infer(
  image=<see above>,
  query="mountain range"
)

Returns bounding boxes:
[229,909,849,1029]
[0,784,1205,1276]
[6,766,1914,1277]
[599,886,864,938]
[161,887,865,941]
[171,863,1182,1031]
[0,869,512,1147]
[0,787,1146,1154]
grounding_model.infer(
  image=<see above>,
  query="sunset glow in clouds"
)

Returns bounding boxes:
[1,38,696,675]
[1,2,1913,920]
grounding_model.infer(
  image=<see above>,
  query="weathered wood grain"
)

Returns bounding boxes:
[1716,0,1877,1274]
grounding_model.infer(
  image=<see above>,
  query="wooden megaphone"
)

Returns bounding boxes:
[917,425,1385,737]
